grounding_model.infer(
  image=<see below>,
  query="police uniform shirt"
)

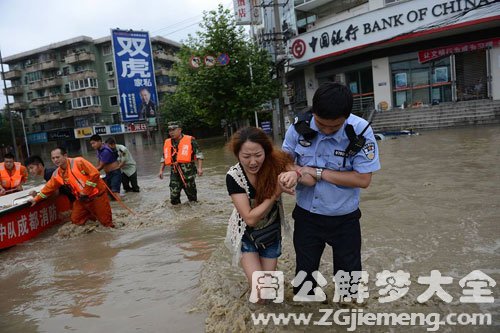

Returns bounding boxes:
[282,113,380,216]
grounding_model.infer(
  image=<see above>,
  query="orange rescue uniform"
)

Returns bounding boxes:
[0,162,28,193]
[35,157,113,227]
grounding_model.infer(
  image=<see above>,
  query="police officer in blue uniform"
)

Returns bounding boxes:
[282,82,380,296]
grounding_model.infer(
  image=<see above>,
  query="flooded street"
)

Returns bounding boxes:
[1,126,499,332]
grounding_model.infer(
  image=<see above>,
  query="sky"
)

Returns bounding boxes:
[0,0,232,108]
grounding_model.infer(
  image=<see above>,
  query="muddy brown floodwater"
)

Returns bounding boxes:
[1,126,499,332]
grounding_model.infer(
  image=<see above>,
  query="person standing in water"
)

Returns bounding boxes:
[225,127,298,303]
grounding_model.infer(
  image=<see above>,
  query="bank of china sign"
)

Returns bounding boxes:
[289,0,497,65]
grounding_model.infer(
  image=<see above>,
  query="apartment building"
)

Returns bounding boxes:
[2,34,179,155]
[285,0,500,115]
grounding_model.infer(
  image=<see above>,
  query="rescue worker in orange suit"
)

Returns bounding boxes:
[0,153,28,196]
[28,147,114,228]
[157,121,204,205]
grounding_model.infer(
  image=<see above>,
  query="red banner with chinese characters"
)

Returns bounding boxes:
[125,122,148,132]
[419,38,500,63]
[0,196,62,249]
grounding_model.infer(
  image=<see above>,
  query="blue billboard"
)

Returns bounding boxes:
[27,132,48,144]
[111,29,158,122]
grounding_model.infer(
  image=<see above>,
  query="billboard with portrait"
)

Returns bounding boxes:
[111,29,158,122]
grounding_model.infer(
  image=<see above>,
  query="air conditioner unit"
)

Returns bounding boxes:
[56,70,63,76]
[108,71,114,76]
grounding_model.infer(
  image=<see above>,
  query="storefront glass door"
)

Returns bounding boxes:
[345,67,374,115]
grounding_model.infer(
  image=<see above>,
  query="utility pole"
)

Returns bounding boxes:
[272,0,287,144]
[0,48,20,160]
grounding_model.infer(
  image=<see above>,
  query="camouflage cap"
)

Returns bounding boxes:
[167,121,182,130]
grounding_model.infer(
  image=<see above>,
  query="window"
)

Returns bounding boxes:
[26,71,42,83]
[27,92,33,100]
[63,67,70,75]
[71,95,101,109]
[107,79,116,89]
[74,65,85,72]
[69,78,98,91]
[109,96,118,106]
[105,62,113,72]
[391,58,451,107]
[102,44,112,56]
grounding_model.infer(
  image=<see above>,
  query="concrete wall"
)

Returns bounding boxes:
[304,66,318,106]
[369,0,385,10]
[491,46,500,101]
[372,57,393,110]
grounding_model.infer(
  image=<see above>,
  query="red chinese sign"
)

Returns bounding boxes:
[126,123,148,132]
[0,197,61,249]
[418,38,500,63]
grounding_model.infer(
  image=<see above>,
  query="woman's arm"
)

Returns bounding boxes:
[230,190,280,227]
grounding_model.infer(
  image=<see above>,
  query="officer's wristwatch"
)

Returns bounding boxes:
[315,168,323,182]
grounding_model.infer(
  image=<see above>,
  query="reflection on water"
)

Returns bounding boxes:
[1,127,499,332]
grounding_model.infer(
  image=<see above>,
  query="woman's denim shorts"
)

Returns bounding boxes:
[241,234,282,259]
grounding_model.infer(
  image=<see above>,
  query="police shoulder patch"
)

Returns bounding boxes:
[362,142,375,160]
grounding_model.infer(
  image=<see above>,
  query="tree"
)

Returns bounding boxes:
[160,5,279,131]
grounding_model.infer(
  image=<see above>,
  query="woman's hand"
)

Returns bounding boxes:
[278,170,299,189]
[276,172,296,197]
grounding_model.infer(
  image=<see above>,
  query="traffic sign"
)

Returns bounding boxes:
[204,55,216,67]
[261,121,272,134]
[190,56,201,68]
[217,53,230,66]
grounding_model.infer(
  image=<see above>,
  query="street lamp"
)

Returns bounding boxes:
[16,110,29,157]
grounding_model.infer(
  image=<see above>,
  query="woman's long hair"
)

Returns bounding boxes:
[228,127,293,205]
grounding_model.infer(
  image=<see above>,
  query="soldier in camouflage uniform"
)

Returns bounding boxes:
[158,121,204,205]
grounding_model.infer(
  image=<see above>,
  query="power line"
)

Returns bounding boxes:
[151,14,203,35]
[154,1,233,38]
[161,21,202,38]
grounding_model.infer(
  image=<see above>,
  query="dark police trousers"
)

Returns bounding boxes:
[292,205,362,295]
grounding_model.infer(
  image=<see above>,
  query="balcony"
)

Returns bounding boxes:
[68,69,97,81]
[29,77,63,90]
[33,106,102,123]
[48,94,66,104]
[30,98,47,107]
[153,50,178,62]
[155,67,174,76]
[157,85,176,93]
[30,94,65,107]
[8,102,29,110]
[64,51,96,64]
[25,59,59,73]
[71,88,99,98]
[3,86,24,95]
[2,69,22,80]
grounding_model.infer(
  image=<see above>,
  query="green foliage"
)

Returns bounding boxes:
[160,5,279,129]
[0,112,21,147]
[160,91,207,132]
